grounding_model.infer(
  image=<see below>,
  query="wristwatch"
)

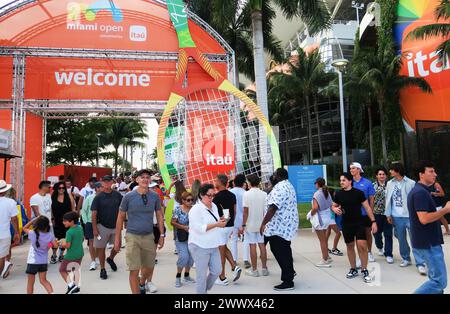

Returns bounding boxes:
[371,221,376,224]
[242,224,246,228]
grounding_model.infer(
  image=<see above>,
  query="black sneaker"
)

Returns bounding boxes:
[273,282,294,291]
[330,248,344,256]
[244,261,251,269]
[139,284,147,295]
[100,268,108,280]
[58,255,64,263]
[361,269,371,283]
[66,285,79,294]
[50,255,57,264]
[106,257,117,272]
[346,268,358,279]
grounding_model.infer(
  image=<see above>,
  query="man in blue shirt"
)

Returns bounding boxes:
[408,160,450,294]
[350,162,376,263]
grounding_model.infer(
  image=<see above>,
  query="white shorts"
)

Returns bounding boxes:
[314,211,332,231]
[244,231,264,244]
[219,227,234,246]
[0,237,11,259]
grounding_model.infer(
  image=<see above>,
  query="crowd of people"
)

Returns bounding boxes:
[0,159,448,294]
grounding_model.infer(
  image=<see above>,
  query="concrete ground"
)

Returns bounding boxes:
[1,229,449,294]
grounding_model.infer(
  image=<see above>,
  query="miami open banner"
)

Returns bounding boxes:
[394,0,450,131]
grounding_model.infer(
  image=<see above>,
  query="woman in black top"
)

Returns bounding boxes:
[51,182,75,263]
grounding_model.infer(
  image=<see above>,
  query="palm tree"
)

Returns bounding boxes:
[248,0,331,122]
[406,0,449,63]
[270,49,333,163]
[267,82,298,165]
[102,118,147,176]
[187,0,283,84]
[360,50,433,165]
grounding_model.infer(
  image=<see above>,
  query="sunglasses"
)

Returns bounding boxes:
[184,198,194,202]
[58,187,65,190]
[142,194,148,206]
[205,193,215,199]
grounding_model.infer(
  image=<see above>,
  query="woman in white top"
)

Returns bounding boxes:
[188,183,227,294]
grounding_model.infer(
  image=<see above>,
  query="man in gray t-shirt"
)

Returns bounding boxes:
[115,169,165,294]
[91,175,123,280]
[120,190,161,235]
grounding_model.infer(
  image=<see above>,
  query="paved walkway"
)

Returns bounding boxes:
[1,229,449,294]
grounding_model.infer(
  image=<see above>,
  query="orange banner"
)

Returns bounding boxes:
[25,57,177,100]
[0,57,13,99]
[24,57,228,100]
[0,0,225,55]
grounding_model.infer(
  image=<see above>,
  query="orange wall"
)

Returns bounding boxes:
[23,113,43,208]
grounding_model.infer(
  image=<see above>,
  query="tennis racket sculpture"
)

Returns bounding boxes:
[157,0,281,188]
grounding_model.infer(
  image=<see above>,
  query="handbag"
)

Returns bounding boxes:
[176,228,189,242]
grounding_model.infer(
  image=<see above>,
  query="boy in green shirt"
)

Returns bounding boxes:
[59,211,84,294]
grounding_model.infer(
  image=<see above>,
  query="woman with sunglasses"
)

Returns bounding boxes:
[171,191,196,288]
[51,182,75,263]
[188,184,227,294]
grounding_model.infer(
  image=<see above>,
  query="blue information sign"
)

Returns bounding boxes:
[287,165,327,204]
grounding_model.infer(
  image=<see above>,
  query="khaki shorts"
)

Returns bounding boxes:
[94,224,116,249]
[125,233,156,271]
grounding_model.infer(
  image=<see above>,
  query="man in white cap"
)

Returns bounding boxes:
[0,180,19,274]
[349,162,376,263]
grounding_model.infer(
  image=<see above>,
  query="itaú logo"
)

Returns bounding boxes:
[202,139,235,172]
[405,50,450,78]
[67,0,123,22]
[54,69,150,87]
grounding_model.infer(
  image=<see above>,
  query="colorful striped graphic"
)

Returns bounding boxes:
[394,0,438,48]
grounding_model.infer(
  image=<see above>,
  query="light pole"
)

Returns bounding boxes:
[96,133,101,167]
[331,58,349,172]
[351,1,365,25]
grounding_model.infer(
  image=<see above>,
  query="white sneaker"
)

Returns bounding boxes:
[89,261,97,271]
[356,259,362,269]
[418,265,428,276]
[377,249,384,256]
[386,256,394,264]
[95,258,100,266]
[246,269,259,277]
[400,260,412,267]
[215,277,229,286]
[261,268,269,276]
[316,259,332,268]
[233,266,242,282]
[368,252,376,263]
[146,282,158,293]
[106,243,113,250]
[1,261,12,278]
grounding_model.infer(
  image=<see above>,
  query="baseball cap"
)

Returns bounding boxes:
[94,182,102,188]
[149,181,158,188]
[350,162,364,173]
[137,169,153,177]
[101,175,113,181]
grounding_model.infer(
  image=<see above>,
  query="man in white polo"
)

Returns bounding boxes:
[0,180,19,274]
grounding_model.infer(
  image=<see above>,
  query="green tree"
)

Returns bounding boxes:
[269,49,334,163]
[187,0,283,84]
[47,119,107,166]
[360,51,432,165]
[406,0,449,63]
[99,118,147,176]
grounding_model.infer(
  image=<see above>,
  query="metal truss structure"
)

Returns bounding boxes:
[0,0,236,200]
